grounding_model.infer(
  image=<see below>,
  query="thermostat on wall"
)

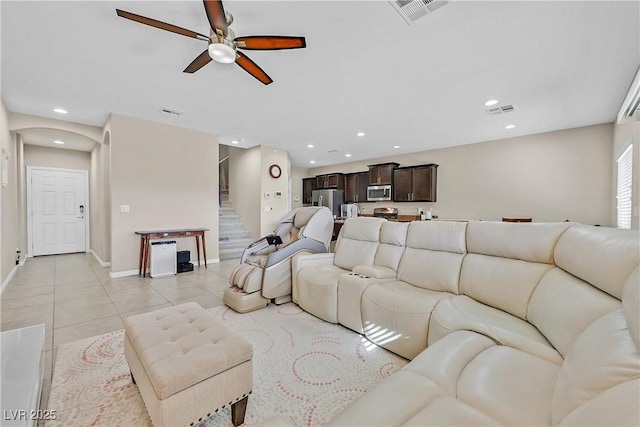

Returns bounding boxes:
[264,192,272,199]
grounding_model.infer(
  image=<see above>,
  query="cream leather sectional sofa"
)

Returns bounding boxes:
[290,217,639,426]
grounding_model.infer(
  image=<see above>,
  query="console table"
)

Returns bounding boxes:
[135,228,209,277]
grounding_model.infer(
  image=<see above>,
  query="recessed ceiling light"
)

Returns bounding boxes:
[53,108,68,114]
[307,144,314,148]
[309,160,316,164]
[504,124,516,129]
[484,99,499,107]
[231,140,239,144]
[345,154,352,158]
[392,145,400,149]
[53,140,65,145]
[356,132,365,137]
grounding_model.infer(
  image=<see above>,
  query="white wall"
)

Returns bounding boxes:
[307,124,614,225]
[109,114,219,275]
[612,121,639,230]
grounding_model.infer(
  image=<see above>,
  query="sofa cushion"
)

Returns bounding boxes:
[457,345,560,426]
[373,221,409,271]
[406,221,467,253]
[623,267,640,349]
[527,267,620,357]
[558,380,640,426]
[402,396,502,426]
[333,217,385,270]
[362,281,452,359]
[466,221,572,264]
[429,295,563,364]
[554,225,640,299]
[460,253,552,320]
[552,308,640,424]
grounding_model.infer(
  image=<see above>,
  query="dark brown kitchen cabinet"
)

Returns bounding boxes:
[368,163,399,185]
[345,172,369,203]
[302,177,316,205]
[316,173,345,190]
[393,164,438,202]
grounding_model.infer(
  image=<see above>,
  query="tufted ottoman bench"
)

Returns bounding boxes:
[123,302,253,426]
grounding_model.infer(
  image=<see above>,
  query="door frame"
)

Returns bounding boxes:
[26,166,90,258]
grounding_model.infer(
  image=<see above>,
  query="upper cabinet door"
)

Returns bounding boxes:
[412,165,438,202]
[344,173,357,203]
[393,168,412,202]
[368,163,399,185]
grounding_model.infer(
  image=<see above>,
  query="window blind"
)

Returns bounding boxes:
[616,145,633,229]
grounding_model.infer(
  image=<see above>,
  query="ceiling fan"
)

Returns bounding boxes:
[116,0,306,85]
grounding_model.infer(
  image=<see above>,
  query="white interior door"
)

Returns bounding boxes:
[30,168,87,256]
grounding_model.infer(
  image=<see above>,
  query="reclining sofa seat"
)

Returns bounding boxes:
[292,217,386,323]
[326,223,640,426]
[224,206,333,313]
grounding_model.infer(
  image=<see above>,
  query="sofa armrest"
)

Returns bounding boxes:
[352,265,397,279]
[291,252,335,303]
[292,252,335,272]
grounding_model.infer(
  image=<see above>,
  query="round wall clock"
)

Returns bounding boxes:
[269,164,282,179]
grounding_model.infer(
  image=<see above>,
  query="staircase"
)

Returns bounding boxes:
[219,193,254,261]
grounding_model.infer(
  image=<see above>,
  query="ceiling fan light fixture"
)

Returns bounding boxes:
[208,41,236,63]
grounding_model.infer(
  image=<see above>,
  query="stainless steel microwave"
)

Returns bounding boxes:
[367,185,392,201]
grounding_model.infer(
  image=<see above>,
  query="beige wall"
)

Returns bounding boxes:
[612,121,639,230]
[260,147,290,235]
[109,114,219,275]
[307,124,614,226]
[229,146,262,239]
[0,101,18,286]
[291,166,309,210]
[24,144,91,171]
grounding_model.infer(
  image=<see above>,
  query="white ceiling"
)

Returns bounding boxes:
[2,1,639,167]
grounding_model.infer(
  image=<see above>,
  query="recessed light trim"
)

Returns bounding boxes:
[345,154,352,158]
[231,140,239,144]
[504,124,516,129]
[484,99,498,107]
[356,132,366,137]
[307,144,314,148]
[53,140,65,145]
[309,160,316,164]
[53,108,68,114]
[392,145,400,149]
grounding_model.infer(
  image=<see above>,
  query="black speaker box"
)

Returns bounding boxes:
[177,262,194,273]
[177,250,191,264]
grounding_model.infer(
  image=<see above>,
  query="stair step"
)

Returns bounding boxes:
[219,230,252,239]
[219,238,254,250]
[219,248,244,260]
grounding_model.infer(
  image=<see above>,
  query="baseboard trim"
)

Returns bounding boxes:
[109,258,220,279]
[109,269,139,279]
[193,258,220,266]
[89,249,111,267]
[1,264,19,295]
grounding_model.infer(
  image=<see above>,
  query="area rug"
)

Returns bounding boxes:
[46,303,407,426]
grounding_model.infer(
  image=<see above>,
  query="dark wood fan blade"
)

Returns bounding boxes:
[183,50,213,73]
[235,52,273,85]
[203,0,228,36]
[235,36,306,50]
[116,9,207,40]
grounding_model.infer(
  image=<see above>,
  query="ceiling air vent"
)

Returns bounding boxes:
[327,149,342,154]
[160,107,182,117]
[486,104,516,116]
[390,0,450,25]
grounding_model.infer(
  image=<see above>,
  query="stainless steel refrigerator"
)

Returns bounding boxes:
[312,189,344,217]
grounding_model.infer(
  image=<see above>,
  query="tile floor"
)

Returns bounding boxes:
[0,253,240,413]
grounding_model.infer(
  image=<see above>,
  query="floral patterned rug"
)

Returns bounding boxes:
[47,303,407,426]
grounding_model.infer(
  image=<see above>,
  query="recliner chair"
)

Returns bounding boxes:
[223,206,334,313]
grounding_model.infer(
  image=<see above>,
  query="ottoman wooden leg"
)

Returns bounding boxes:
[231,396,248,426]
